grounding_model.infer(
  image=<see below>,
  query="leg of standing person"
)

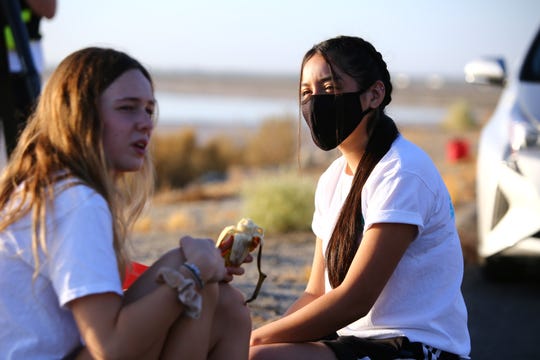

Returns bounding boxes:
[5,72,35,155]
[0,19,14,162]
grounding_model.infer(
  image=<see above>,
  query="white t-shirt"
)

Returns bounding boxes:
[312,135,470,357]
[0,180,123,359]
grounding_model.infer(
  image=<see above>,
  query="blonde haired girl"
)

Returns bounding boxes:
[0,47,250,359]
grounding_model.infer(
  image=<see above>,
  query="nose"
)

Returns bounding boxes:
[311,84,329,96]
[136,111,154,133]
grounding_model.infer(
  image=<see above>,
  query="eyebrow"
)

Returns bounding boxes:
[116,97,156,105]
[301,74,342,87]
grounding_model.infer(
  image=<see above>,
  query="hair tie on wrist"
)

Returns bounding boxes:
[156,267,202,319]
[183,262,205,289]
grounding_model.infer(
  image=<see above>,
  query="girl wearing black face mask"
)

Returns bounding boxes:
[249,36,471,360]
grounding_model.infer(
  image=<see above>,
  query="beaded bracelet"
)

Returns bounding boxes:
[182,262,205,289]
[156,267,202,319]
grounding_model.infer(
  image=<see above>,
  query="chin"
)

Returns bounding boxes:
[114,162,145,174]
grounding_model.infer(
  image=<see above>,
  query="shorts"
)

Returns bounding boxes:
[320,334,463,360]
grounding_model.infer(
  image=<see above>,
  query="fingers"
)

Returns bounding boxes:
[243,254,254,264]
[179,235,227,283]
[227,266,245,276]
[221,265,246,283]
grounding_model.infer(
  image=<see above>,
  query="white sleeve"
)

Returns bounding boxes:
[46,191,123,307]
[363,169,432,232]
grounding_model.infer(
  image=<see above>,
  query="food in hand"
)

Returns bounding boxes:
[216,218,264,266]
[216,218,267,303]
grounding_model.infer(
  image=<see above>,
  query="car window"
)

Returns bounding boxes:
[520,27,540,82]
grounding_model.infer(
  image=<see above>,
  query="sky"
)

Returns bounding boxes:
[41,0,540,78]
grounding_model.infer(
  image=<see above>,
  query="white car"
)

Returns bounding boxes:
[465,26,540,279]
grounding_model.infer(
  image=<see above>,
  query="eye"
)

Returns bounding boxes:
[118,104,136,112]
[300,88,312,101]
[323,83,336,93]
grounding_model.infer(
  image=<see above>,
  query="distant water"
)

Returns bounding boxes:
[156,91,447,127]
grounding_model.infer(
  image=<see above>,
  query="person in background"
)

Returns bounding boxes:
[2,0,56,156]
[0,47,251,359]
[249,36,470,360]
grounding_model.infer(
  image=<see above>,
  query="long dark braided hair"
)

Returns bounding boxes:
[301,36,399,288]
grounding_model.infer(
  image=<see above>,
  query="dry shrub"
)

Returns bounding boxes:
[244,116,296,167]
[151,129,238,190]
[203,135,244,168]
[151,116,298,191]
[152,129,197,189]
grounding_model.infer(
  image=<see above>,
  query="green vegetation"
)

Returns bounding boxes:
[441,99,477,131]
[241,172,316,234]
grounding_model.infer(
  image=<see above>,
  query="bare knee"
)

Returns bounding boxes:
[249,344,276,360]
[216,283,251,328]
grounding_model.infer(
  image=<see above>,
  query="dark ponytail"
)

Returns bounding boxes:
[304,36,399,288]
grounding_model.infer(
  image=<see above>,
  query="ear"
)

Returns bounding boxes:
[365,80,386,109]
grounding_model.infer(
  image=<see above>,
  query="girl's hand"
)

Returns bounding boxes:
[218,235,254,282]
[179,235,227,283]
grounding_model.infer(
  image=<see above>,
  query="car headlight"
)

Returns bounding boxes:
[509,108,540,151]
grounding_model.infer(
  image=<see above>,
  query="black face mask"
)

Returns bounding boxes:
[301,91,372,151]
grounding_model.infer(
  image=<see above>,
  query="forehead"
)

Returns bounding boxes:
[101,69,153,101]
[301,53,332,82]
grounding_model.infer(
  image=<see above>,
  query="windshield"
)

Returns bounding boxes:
[520,27,540,82]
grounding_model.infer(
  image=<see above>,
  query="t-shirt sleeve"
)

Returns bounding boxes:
[46,190,123,307]
[363,170,433,232]
[312,175,327,240]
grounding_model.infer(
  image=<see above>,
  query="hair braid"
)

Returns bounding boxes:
[303,36,400,287]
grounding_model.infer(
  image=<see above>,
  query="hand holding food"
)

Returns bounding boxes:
[216,218,267,303]
[180,235,227,284]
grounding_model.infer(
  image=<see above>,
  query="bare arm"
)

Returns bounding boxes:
[251,223,417,345]
[68,236,227,358]
[283,237,326,316]
[250,237,326,346]
[25,0,56,19]
[69,288,182,358]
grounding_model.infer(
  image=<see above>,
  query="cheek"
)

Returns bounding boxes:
[101,126,123,156]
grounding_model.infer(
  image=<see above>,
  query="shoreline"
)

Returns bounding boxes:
[151,71,501,105]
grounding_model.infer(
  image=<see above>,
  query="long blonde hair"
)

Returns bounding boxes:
[0,47,155,279]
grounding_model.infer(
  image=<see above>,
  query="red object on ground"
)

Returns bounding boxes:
[446,138,469,162]
[123,261,149,290]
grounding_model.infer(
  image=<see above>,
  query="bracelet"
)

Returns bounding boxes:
[182,262,205,289]
[156,267,202,319]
